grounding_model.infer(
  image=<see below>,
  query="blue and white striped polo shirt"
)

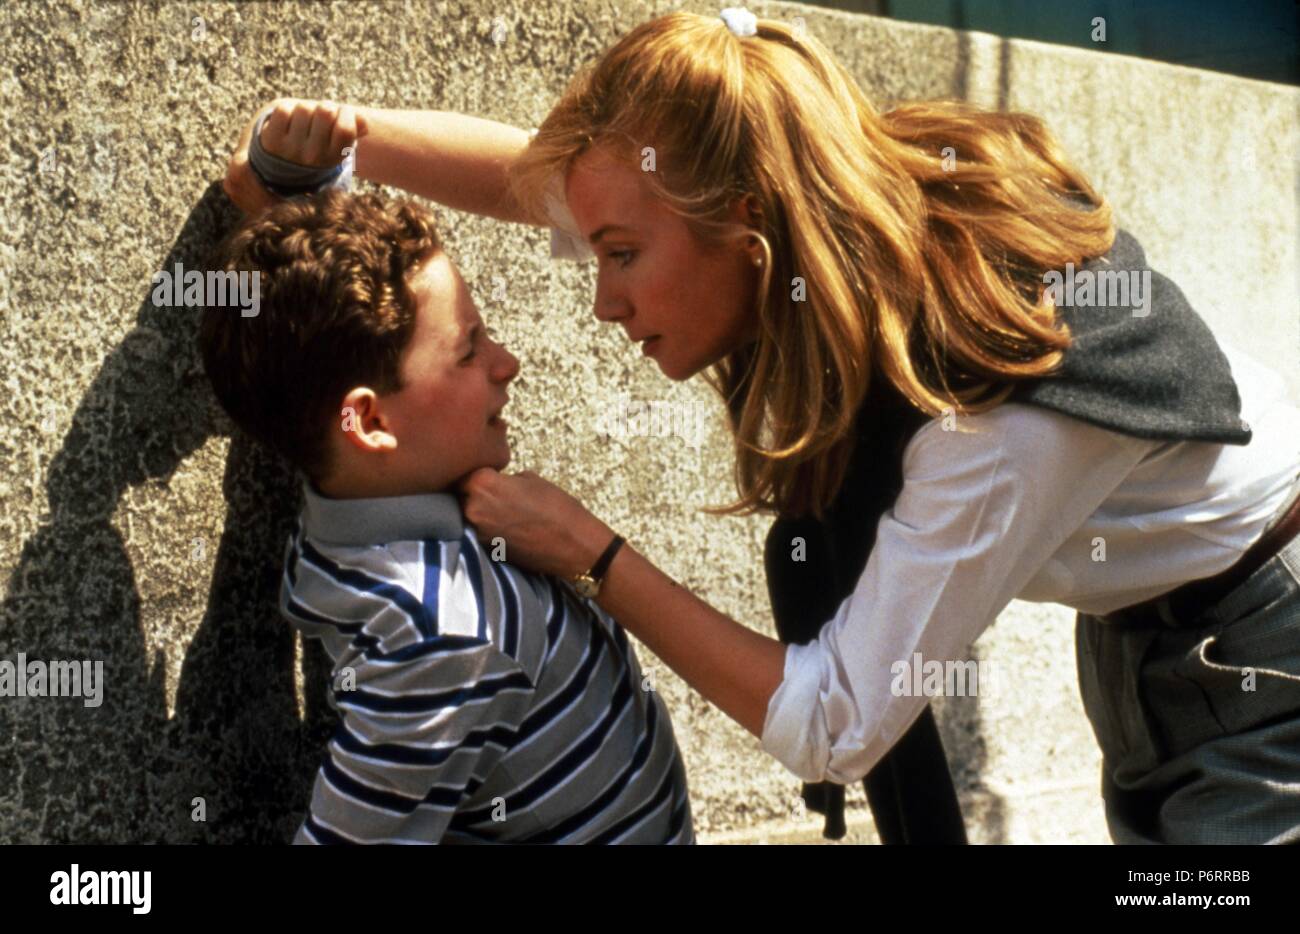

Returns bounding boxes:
[278,479,694,844]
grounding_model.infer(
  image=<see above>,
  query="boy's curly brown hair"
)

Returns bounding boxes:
[199,190,441,484]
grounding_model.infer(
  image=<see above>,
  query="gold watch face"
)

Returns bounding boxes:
[572,575,599,599]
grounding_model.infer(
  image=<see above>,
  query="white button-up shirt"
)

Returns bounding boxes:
[760,342,1300,784]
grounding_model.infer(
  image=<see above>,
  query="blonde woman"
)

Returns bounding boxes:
[224,10,1300,844]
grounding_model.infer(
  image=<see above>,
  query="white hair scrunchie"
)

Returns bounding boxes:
[720,7,757,38]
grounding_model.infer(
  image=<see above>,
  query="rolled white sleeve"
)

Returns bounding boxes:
[760,403,1150,784]
[534,159,593,262]
[550,226,594,262]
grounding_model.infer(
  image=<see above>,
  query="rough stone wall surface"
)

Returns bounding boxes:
[0,0,1295,843]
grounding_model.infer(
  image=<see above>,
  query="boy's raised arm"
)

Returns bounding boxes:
[224,100,544,227]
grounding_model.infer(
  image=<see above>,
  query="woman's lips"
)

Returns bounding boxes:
[641,336,661,356]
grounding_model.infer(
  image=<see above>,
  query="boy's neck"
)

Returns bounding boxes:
[314,471,453,501]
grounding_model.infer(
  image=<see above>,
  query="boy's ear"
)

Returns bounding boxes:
[338,387,398,453]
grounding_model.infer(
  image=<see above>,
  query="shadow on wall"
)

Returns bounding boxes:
[0,182,337,843]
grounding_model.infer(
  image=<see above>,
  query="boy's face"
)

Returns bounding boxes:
[336,250,519,494]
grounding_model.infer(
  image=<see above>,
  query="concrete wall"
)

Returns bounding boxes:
[0,0,1295,843]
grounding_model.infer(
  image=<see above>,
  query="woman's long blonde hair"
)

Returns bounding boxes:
[508,11,1115,519]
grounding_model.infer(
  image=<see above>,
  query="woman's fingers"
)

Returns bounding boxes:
[460,471,534,563]
[457,466,500,497]
[456,469,597,578]
[460,468,536,517]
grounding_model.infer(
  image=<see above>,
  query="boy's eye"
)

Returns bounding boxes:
[460,325,497,364]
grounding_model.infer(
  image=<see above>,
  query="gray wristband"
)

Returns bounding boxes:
[248,111,354,197]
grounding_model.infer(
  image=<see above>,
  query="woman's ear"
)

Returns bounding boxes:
[732,193,764,230]
[728,194,766,264]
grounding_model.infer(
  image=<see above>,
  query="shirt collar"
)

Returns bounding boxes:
[299,478,464,547]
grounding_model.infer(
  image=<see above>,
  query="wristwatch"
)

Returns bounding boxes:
[570,535,626,599]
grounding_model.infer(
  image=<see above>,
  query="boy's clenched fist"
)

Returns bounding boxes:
[223,98,367,215]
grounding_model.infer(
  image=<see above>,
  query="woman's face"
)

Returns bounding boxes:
[564,145,762,381]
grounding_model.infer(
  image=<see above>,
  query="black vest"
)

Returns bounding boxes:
[763,227,1251,842]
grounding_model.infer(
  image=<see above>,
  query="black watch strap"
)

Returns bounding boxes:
[588,535,626,583]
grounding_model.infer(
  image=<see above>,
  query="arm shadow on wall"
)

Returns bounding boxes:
[0,182,337,843]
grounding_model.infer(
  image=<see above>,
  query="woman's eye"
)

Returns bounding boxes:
[608,250,636,268]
